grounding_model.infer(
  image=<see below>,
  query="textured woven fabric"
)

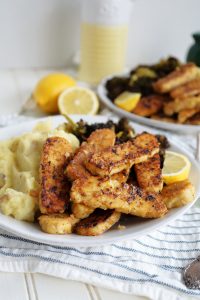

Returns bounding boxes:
[0,209,200,300]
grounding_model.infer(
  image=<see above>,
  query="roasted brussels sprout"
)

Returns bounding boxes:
[156,134,170,169]
[106,77,129,100]
[128,76,155,96]
[130,57,180,78]
[63,117,135,144]
[106,58,180,100]
[151,57,180,78]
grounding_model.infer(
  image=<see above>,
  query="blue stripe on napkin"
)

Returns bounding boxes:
[0,207,200,299]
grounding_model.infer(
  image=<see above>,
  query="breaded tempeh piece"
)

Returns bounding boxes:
[170,78,200,99]
[71,176,167,218]
[39,137,72,214]
[164,95,200,116]
[134,153,163,193]
[153,63,200,93]
[163,101,176,116]
[74,209,121,236]
[71,203,94,219]
[85,133,160,177]
[151,114,177,123]
[39,213,79,234]
[161,180,195,209]
[178,108,200,123]
[132,95,163,117]
[71,170,129,219]
[66,129,115,181]
[186,112,200,125]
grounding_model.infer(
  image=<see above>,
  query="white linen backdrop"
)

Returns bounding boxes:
[0,0,199,69]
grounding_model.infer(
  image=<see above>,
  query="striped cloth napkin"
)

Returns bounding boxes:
[0,208,200,300]
[0,114,199,300]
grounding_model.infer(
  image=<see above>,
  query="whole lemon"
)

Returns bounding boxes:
[33,73,76,114]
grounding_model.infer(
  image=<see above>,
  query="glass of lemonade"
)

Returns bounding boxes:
[79,0,133,84]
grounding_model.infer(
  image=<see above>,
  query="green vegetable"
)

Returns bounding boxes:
[63,116,135,144]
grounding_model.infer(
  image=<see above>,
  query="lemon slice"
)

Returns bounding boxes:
[162,151,191,185]
[114,92,141,112]
[58,87,99,115]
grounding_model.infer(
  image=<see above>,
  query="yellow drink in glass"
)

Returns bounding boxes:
[79,0,132,84]
[79,23,128,84]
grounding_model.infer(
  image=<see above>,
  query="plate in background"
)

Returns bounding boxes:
[0,115,199,247]
[98,75,200,134]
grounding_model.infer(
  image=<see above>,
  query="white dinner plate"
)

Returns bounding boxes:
[98,74,200,133]
[0,115,199,247]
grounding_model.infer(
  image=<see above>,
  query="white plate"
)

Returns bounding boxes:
[0,115,199,247]
[98,75,200,133]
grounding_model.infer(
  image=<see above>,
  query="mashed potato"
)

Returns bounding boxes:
[0,120,79,222]
[0,189,37,222]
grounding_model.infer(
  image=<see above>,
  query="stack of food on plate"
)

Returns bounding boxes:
[0,117,195,236]
[106,57,200,125]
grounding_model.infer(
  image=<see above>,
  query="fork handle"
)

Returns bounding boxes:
[196,132,200,163]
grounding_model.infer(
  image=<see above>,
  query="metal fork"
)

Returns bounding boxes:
[183,132,200,289]
[196,132,200,163]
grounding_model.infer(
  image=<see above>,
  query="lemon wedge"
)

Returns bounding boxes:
[33,73,76,114]
[58,87,99,115]
[114,92,141,112]
[162,151,191,185]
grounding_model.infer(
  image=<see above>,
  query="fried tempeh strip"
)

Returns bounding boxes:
[71,170,129,219]
[132,95,163,117]
[39,137,72,214]
[39,213,79,234]
[151,114,177,123]
[71,176,167,218]
[134,153,163,193]
[186,112,200,125]
[153,63,200,93]
[170,78,200,99]
[163,101,176,116]
[178,108,200,123]
[74,209,121,236]
[66,129,115,181]
[164,95,200,116]
[71,203,94,219]
[85,133,159,177]
[161,180,195,209]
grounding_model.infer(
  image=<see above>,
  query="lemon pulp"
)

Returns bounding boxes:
[58,87,99,115]
[162,151,191,185]
[114,92,141,112]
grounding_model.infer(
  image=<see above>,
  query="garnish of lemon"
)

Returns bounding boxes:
[114,92,141,112]
[162,151,191,185]
[58,86,99,115]
[33,73,76,114]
